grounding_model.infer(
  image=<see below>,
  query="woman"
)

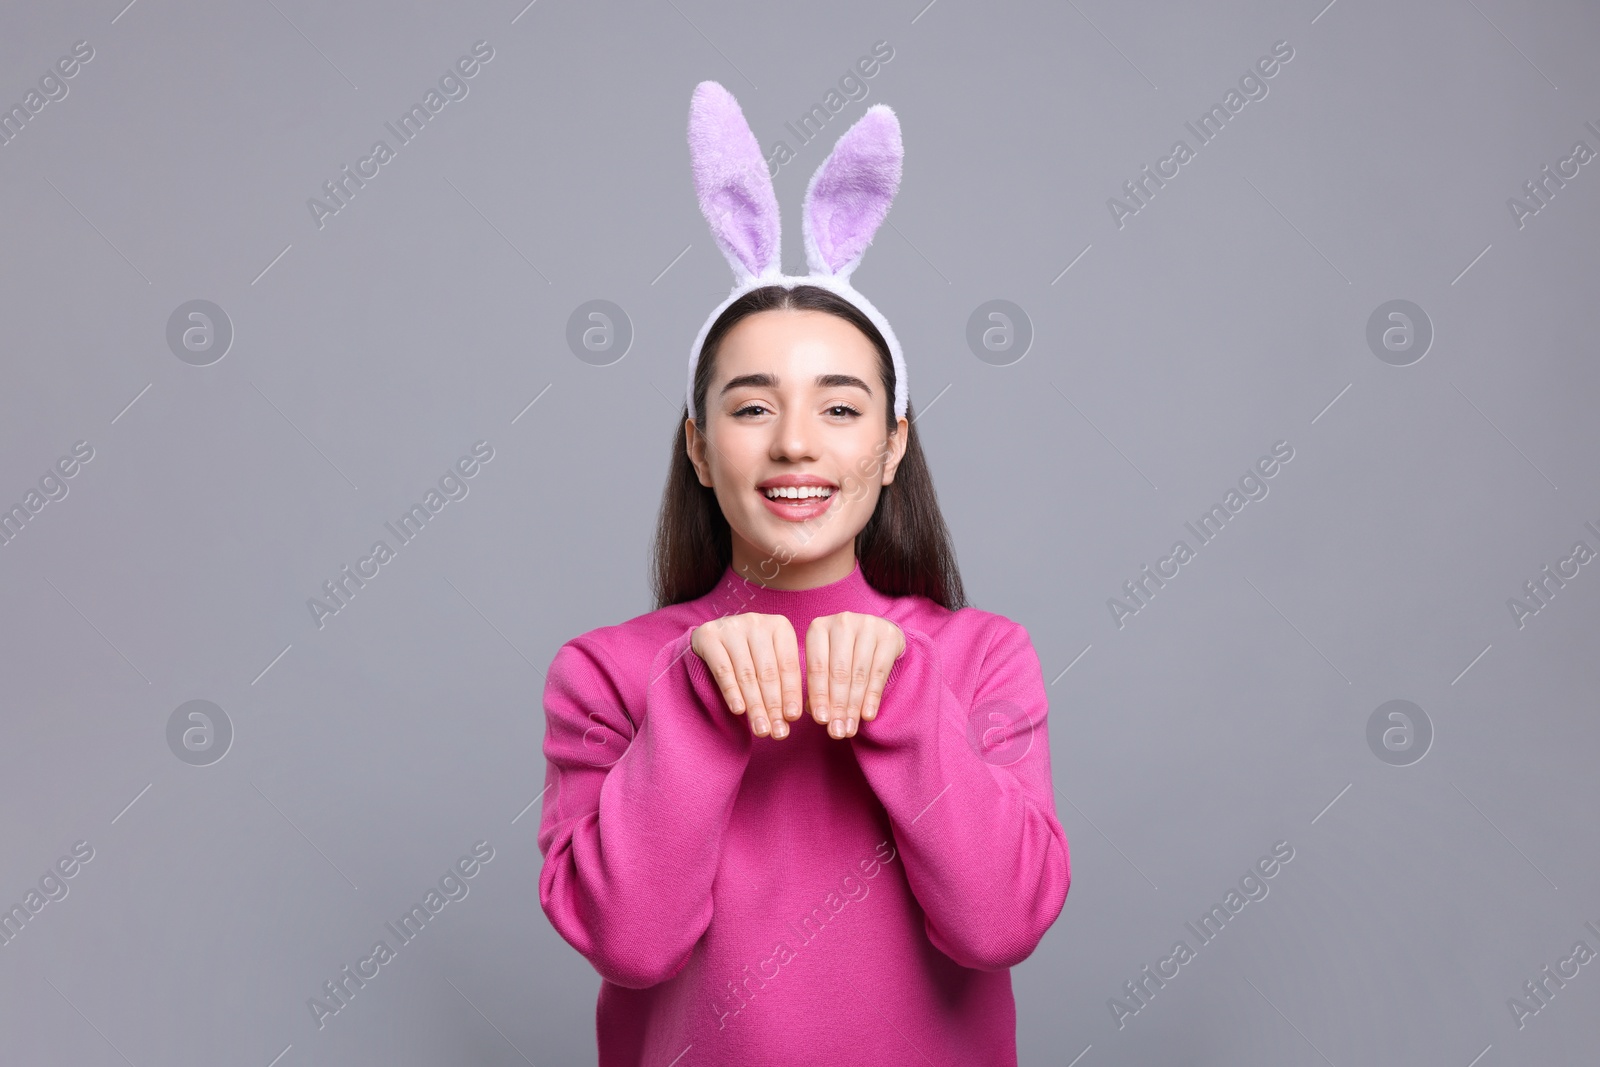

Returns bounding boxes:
[537,81,1070,1066]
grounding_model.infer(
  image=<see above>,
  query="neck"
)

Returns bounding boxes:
[709,555,888,636]
[729,539,856,591]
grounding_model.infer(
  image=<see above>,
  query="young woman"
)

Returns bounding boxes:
[537,82,1070,1066]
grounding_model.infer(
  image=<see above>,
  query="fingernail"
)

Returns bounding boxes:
[755,717,769,736]
[847,717,856,734]
[772,720,787,739]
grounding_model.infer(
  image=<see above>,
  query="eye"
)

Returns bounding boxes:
[732,402,861,418]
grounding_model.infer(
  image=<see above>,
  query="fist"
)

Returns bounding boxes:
[691,613,802,740]
[806,611,906,739]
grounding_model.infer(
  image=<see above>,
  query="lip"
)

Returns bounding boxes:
[756,474,838,489]
[756,474,839,522]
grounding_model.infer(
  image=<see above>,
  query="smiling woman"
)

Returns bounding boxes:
[660,282,959,607]
[535,79,1070,1067]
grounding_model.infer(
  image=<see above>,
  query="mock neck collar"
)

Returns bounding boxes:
[702,559,891,631]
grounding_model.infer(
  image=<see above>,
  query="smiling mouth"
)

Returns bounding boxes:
[761,486,835,502]
[757,484,839,521]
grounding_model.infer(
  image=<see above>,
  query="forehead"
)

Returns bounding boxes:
[715,308,878,379]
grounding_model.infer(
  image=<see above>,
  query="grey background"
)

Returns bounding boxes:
[2,0,1597,1064]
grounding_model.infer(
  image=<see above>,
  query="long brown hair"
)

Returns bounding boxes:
[651,284,965,610]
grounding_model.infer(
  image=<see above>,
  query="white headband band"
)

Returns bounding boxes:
[684,81,908,423]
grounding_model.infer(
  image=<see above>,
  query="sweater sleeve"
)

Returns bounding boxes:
[537,624,753,988]
[850,617,1071,971]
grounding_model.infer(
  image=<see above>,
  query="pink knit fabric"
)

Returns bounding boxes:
[537,561,1071,1066]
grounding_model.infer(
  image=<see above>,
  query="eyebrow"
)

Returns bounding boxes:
[719,372,874,397]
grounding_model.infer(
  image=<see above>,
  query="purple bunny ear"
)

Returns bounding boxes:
[802,104,903,278]
[687,81,781,283]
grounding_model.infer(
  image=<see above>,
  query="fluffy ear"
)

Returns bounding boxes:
[687,81,781,283]
[802,104,903,279]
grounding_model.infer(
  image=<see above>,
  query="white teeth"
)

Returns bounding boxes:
[763,485,833,500]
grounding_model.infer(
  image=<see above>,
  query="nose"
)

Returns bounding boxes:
[770,403,820,463]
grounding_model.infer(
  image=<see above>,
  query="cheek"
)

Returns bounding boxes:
[843,436,892,500]
[841,467,877,507]
[706,427,761,488]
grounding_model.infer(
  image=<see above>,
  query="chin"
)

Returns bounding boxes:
[738,526,851,570]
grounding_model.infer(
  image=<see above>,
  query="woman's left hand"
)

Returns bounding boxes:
[806,612,906,739]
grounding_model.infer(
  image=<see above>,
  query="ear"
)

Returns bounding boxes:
[687,81,781,284]
[802,104,903,280]
[880,417,909,485]
[684,417,713,487]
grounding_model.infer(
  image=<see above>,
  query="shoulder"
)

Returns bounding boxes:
[882,591,1029,645]
[544,598,710,715]
[540,598,714,753]
[882,594,1039,675]
[550,599,705,681]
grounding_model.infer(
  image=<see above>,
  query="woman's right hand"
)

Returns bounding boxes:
[691,613,802,740]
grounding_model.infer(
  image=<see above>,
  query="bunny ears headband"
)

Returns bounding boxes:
[685,80,908,422]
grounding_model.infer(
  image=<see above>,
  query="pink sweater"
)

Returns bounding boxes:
[537,561,1071,1066]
